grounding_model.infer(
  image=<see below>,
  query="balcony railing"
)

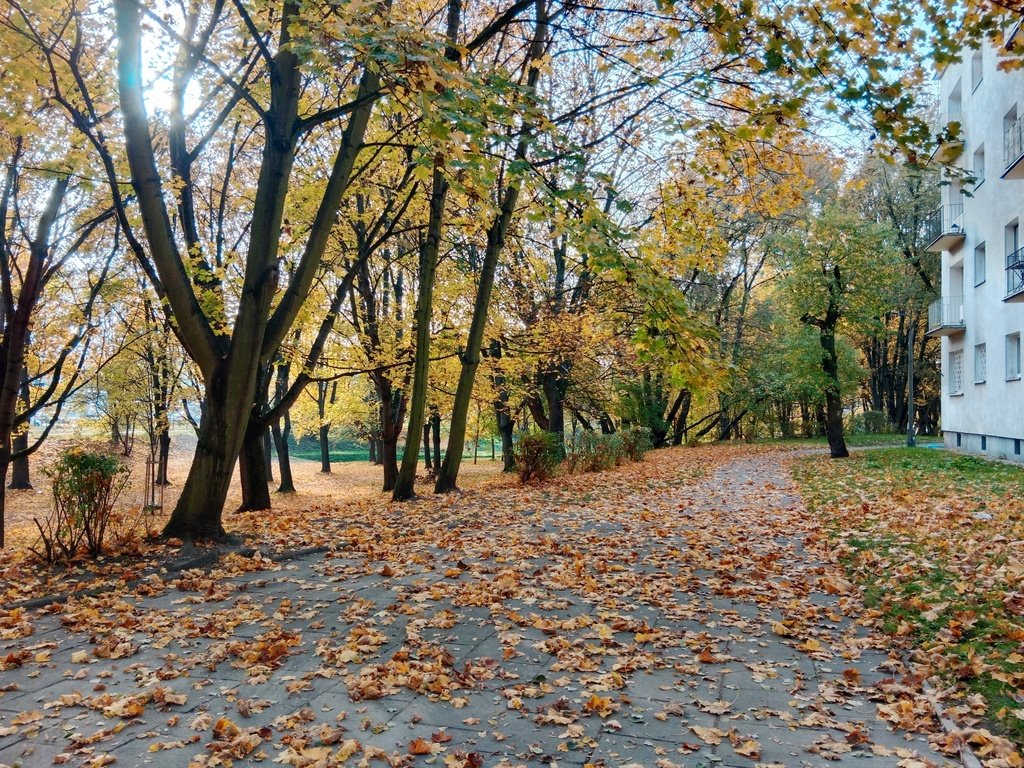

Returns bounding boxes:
[929,110,965,164]
[922,203,965,252]
[1007,247,1024,300]
[1005,114,1024,178]
[927,296,966,337]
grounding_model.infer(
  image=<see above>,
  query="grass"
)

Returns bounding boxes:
[287,440,501,465]
[793,446,1024,745]
[761,432,932,448]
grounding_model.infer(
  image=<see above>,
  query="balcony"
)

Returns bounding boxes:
[929,110,965,165]
[927,296,966,337]
[1004,114,1024,179]
[1007,247,1024,301]
[922,204,966,253]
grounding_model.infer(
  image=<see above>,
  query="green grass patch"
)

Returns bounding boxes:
[760,432,925,449]
[793,446,1024,745]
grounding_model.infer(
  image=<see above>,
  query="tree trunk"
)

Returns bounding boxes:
[393,171,447,500]
[319,424,331,473]
[8,369,30,490]
[814,402,827,437]
[497,407,515,471]
[377,381,405,492]
[381,432,399,492]
[671,390,691,446]
[540,366,567,457]
[273,414,295,493]
[163,377,248,539]
[819,325,849,459]
[431,411,441,471]
[369,437,377,464]
[156,430,171,485]
[9,430,29,490]
[422,423,432,471]
[264,427,274,482]
[0,460,8,549]
[473,401,481,464]
[238,419,273,512]
[489,342,515,471]
[318,381,331,473]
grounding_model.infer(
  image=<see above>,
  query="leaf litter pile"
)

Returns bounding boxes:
[0,444,972,767]
[795,447,1024,766]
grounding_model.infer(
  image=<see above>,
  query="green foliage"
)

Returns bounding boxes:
[746,316,865,408]
[565,431,621,474]
[775,207,900,332]
[564,426,652,474]
[615,379,669,440]
[514,432,562,485]
[850,410,890,435]
[31,447,129,563]
[619,426,653,462]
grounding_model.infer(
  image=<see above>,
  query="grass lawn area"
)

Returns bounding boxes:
[288,438,499,462]
[288,440,500,464]
[762,432,931,448]
[793,447,1024,745]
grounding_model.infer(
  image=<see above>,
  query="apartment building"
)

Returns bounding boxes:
[927,37,1024,462]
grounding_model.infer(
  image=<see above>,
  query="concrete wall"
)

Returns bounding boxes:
[936,40,1024,458]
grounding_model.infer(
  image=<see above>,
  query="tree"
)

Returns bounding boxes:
[0,139,117,547]
[850,157,940,434]
[775,206,898,458]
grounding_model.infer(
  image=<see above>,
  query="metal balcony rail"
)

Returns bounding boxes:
[1008,246,1024,297]
[928,296,965,333]
[931,109,964,142]
[921,203,964,246]
[1005,114,1024,169]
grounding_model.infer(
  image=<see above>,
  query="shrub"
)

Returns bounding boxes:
[514,431,562,484]
[849,410,890,435]
[31,447,130,564]
[863,410,890,435]
[619,426,653,462]
[565,431,623,474]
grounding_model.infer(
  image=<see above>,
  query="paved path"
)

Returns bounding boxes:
[0,450,958,767]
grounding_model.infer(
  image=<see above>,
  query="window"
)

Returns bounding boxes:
[1005,105,1021,166]
[1015,439,1021,455]
[975,242,987,285]
[982,435,988,451]
[1007,333,1022,379]
[949,350,965,394]
[974,145,986,186]
[975,343,987,383]
[971,50,983,90]
[948,81,962,124]
[957,433,963,447]
[1007,220,1020,263]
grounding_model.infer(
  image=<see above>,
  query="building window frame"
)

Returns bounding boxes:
[975,242,987,285]
[949,349,965,394]
[975,342,987,383]
[971,50,984,91]
[1007,333,1022,380]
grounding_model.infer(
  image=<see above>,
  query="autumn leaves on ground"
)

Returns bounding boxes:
[0,444,1022,768]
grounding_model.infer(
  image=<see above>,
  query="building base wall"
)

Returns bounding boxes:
[942,430,1024,463]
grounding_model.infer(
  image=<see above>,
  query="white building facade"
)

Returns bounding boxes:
[928,38,1024,462]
